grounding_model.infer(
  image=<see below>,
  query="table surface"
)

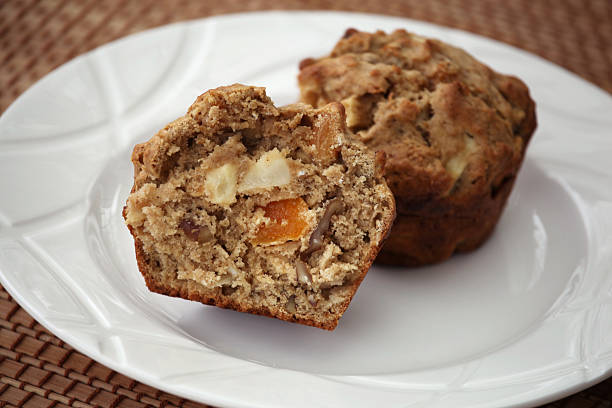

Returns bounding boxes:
[0,1,611,407]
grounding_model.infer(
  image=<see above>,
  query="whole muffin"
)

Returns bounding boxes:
[299,29,536,266]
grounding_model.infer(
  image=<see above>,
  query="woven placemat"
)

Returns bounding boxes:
[0,1,611,407]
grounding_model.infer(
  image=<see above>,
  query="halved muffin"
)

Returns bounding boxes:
[123,84,395,330]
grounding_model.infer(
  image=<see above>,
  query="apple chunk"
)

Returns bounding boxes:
[238,149,290,192]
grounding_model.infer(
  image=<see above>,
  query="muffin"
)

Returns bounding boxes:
[123,84,396,330]
[298,29,536,265]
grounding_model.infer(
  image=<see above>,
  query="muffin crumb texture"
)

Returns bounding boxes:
[123,84,396,330]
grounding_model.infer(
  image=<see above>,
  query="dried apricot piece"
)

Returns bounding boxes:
[253,198,309,245]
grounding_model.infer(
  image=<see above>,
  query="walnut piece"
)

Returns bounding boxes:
[304,198,343,256]
[295,259,312,285]
[179,219,213,243]
[285,296,297,314]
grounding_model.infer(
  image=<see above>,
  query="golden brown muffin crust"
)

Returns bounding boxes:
[299,29,536,265]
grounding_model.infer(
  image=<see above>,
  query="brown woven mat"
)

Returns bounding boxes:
[0,1,611,407]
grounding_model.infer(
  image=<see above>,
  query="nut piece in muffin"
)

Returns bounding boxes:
[298,29,536,266]
[123,84,396,330]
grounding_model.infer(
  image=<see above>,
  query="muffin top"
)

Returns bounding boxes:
[299,29,536,211]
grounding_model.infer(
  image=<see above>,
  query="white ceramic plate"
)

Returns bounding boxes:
[0,11,611,408]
